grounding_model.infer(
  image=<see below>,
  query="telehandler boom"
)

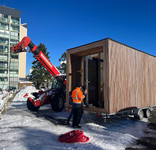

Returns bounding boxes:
[12,37,66,112]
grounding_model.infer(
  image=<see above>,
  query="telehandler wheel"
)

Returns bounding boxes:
[27,99,40,111]
[51,94,65,112]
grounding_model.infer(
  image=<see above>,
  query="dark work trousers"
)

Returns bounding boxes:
[72,105,83,126]
[67,96,74,122]
[67,103,74,122]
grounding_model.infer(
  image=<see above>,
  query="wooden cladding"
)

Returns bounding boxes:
[66,38,156,114]
[108,39,156,113]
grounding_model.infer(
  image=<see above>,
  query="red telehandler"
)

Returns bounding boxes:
[12,36,66,112]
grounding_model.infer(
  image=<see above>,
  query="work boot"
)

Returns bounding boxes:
[67,120,70,125]
[73,125,81,128]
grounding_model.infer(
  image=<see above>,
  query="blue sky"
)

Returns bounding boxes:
[0,0,156,75]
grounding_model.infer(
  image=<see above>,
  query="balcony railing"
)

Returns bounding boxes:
[0,33,9,38]
[0,57,8,61]
[10,66,18,70]
[0,49,8,53]
[10,36,19,40]
[0,25,9,30]
[10,58,18,61]
[11,20,20,25]
[9,74,18,77]
[0,40,9,45]
[0,17,20,25]
[0,81,8,83]
[10,26,19,31]
[0,17,9,23]
[0,73,8,77]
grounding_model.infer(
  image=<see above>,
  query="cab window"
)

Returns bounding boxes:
[52,78,61,89]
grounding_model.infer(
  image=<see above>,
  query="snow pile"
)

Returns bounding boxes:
[0,90,7,99]
[13,86,38,102]
[0,91,13,118]
[0,91,11,109]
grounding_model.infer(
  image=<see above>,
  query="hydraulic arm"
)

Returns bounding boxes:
[12,37,60,77]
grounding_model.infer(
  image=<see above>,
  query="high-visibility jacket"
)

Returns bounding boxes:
[72,87,85,104]
[63,80,66,88]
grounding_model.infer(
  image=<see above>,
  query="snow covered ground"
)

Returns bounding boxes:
[0,86,37,118]
[0,86,156,150]
[0,91,11,108]
[0,91,13,118]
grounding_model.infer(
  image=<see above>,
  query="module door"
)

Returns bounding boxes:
[85,55,98,107]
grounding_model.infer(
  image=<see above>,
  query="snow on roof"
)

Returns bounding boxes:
[19,80,33,84]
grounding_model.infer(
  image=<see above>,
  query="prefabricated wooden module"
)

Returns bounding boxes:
[66,38,156,116]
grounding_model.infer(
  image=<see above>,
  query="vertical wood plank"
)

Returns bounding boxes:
[109,39,156,113]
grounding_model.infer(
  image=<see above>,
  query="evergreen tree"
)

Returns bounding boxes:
[29,43,53,89]
[57,52,66,74]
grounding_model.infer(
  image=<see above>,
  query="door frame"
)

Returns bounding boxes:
[75,49,104,108]
[85,55,93,107]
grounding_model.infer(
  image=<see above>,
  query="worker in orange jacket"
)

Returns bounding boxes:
[72,82,87,128]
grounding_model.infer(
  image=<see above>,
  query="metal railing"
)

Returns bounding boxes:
[0,17,20,25]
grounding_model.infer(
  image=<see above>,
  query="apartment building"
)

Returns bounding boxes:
[0,5,27,90]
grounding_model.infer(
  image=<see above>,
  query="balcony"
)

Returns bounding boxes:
[0,24,9,31]
[0,56,8,61]
[10,36,19,40]
[10,25,19,32]
[9,74,18,77]
[0,48,8,53]
[10,19,20,26]
[0,62,8,67]
[10,66,18,70]
[0,16,20,25]
[0,32,9,38]
[0,81,8,84]
[0,40,9,46]
[0,17,9,23]
[0,68,8,70]
[10,58,19,62]
[0,73,8,77]
[10,41,19,47]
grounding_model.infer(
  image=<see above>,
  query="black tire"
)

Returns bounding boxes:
[27,99,40,111]
[138,109,144,120]
[134,115,138,120]
[51,94,65,112]
[144,109,151,118]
